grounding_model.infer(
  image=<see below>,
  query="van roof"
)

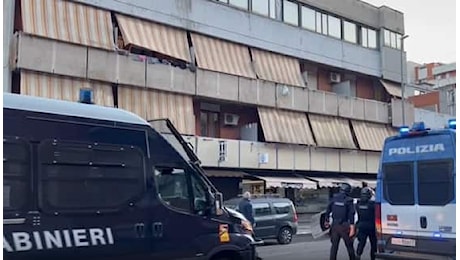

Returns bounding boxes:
[4,93,149,126]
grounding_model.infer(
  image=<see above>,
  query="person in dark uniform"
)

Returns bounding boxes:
[356,187,377,260]
[324,183,356,260]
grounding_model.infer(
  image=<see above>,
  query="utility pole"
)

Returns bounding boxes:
[400,35,409,125]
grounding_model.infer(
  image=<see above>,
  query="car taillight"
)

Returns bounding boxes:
[292,205,298,222]
[375,202,384,252]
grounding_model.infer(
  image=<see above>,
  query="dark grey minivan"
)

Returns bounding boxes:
[224,196,298,244]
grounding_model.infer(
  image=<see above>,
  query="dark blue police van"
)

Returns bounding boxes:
[3,92,258,260]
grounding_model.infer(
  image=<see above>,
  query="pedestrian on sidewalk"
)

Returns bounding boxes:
[324,183,356,260]
[238,191,255,227]
[355,187,377,260]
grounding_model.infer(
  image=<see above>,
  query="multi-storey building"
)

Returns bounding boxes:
[4,0,415,208]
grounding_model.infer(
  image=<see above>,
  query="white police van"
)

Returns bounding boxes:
[375,120,456,260]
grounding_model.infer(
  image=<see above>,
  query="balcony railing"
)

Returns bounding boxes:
[189,136,380,173]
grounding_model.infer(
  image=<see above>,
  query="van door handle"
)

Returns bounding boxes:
[420,216,427,229]
[134,223,145,238]
[152,222,163,238]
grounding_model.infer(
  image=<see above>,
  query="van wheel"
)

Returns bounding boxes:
[277,227,293,244]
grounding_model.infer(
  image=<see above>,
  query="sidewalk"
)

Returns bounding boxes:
[296,213,315,235]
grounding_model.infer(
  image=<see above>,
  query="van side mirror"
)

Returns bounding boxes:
[214,192,224,216]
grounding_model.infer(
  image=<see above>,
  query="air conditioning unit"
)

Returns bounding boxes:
[224,113,239,126]
[330,72,341,83]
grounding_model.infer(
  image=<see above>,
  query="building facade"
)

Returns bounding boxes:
[4,0,419,209]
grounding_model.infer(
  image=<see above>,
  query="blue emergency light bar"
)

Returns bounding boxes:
[399,126,410,136]
[448,119,456,129]
[79,88,94,104]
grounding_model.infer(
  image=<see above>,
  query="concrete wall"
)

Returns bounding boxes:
[3,0,15,92]
[74,0,382,77]
[414,108,453,129]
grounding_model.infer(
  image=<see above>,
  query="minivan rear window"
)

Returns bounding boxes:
[417,160,454,206]
[383,163,415,205]
[253,203,271,216]
[273,202,291,214]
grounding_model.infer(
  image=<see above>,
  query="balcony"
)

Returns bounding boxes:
[14,32,390,124]
[190,136,380,174]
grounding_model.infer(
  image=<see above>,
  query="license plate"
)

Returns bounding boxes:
[391,237,416,247]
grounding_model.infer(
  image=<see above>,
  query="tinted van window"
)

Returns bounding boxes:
[253,203,271,216]
[273,202,291,214]
[383,163,414,205]
[417,160,454,206]
[3,137,30,211]
[39,140,145,212]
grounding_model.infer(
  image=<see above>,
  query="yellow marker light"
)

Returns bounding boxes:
[219,224,230,243]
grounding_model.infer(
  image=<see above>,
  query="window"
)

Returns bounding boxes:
[368,29,377,49]
[200,111,219,137]
[190,171,209,214]
[229,0,248,9]
[384,29,391,46]
[395,33,401,50]
[253,203,272,216]
[383,163,414,205]
[390,31,397,49]
[283,0,299,26]
[448,89,456,103]
[321,13,328,35]
[39,140,145,212]
[315,12,322,33]
[361,27,378,49]
[269,0,276,18]
[301,6,316,31]
[155,167,192,212]
[361,28,368,47]
[343,21,357,43]
[273,202,291,214]
[327,15,341,38]
[4,137,30,211]
[252,0,269,16]
[417,160,454,206]
[252,0,275,18]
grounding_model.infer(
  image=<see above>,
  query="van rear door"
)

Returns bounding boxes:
[414,134,456,255]
[380,138,418,249]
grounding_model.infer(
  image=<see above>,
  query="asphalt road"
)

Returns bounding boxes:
[257,234,373,260]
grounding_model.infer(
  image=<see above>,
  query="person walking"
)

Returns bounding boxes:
[355,187,377,260]
[238,191,255,227]
[324,183,356,260]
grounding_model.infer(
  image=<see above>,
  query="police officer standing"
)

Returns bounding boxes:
[324,183,356,260]
[356,187,377,260]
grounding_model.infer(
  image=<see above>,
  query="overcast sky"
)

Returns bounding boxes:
[363,0,456,65]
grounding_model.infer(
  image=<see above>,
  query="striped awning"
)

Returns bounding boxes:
[118,86,195,135]
[20,70,114,107]
[21,0,114,50]
[257,107,315,145]
[308,114,356,149]
[380,80,402,98]
[251,48,304,87]
[352,120,397,151]
[115,14,191,62]
[191,33,256,78]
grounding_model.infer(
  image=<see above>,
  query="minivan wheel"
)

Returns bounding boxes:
[277,227,293,244]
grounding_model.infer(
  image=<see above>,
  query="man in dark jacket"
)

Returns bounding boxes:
[356,187,377,260]
[324,183,356,260]
[238,192,255,226]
